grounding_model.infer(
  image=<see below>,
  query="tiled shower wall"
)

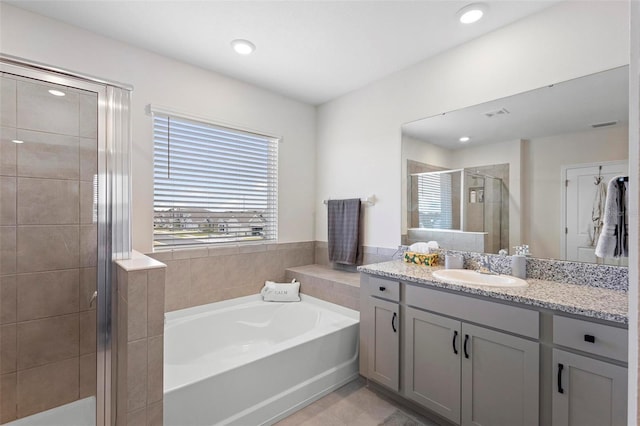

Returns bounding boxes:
[0,75,97,422]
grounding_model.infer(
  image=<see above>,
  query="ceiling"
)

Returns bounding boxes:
[9,0,558,105]
[402,66,629,149]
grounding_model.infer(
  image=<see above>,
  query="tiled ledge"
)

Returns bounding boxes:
[285,264,360,311]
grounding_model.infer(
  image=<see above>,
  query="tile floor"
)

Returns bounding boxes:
[274,377,443,426]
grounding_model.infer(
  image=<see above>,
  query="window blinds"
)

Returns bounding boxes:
[416,173,453,229]
[153,114,278,248]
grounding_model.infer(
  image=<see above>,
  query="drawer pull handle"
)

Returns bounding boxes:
[392,312,397,333]
[379,286,386,292]
[463,334,470,359]
[452,330,458,355]
[584,334,595,343]
[557,363,564,394]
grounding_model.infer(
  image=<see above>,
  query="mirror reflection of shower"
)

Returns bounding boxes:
[408,163,509,254]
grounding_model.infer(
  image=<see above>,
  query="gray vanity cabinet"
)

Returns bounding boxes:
[368,296,400,391]
[404,307,539,426]
[551,315,628,426]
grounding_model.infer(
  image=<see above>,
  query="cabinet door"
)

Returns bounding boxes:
[404,308,461,425]
[552,349,627,426]
[461,323,539,426]
[368,297,400,391]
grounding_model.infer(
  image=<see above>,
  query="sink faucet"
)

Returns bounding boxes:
[477,255,495,275]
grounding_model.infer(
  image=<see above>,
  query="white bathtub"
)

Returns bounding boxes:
[164,294,360,426]
[4,397,95,426]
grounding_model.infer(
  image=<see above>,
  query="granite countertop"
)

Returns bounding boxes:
[358,260,628,325]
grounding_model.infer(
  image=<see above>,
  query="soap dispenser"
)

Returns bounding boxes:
[511,245,528,279]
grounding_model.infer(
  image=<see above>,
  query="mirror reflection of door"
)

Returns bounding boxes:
[563,161,628,265]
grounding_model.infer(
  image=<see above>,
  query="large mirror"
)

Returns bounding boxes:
[401,66,629,265]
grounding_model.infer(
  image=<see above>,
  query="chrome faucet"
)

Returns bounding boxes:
[477,255,495,275]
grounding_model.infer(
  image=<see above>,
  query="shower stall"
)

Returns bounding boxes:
[0,56,130,426]
[408,166,508,254]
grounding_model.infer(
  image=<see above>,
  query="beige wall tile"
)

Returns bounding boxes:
[16,269,79,321]
[80,225,97,268]
[79,94,98,139]
[117,266,129,302]
[0,77,17,128]
[116,296,128,426]
[0,127,18,177]
[164,260,189,312]
[79,138,97,182]
[79,353,96,398]
[0,373,17,423]
[172,247,208,260]
[127,407,147,426]
[17,313,79,369]
[0,275,16,324]
[0,177,16,225]
[127,339,147,412]
[189,257,224,306]
[128,270,148,342]
[17,178,79,225]
[253,251,286,284]
[0,226,16,275]
[146,250,172,262]
[16,80,79,137]
[207,246,239,257]
[16,225,79,273]
[147,401,163,426]
[0,324,16,374]
[147,269,165,337]
[79,181,96,225]
[147,335,163,404]
[16,130,79,180]
[223,255,255,289]
[17,357,79,418]
[79,267,96,311]
[79,310,96,355]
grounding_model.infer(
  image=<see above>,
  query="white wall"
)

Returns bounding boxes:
[525,125,629,259]
[316,1,629,249]
[0,3,317,252]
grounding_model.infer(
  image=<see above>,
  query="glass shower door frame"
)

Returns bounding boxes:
[0,56,129,426]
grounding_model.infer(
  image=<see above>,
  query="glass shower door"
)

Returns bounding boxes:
[0,73,98,425]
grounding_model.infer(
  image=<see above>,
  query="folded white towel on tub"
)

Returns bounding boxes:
[261,279,301,302]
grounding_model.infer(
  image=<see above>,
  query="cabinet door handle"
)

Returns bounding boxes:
[584,334,595,343]
[463,334,470,358]
[557,363,564,394]
[452,330,458,354]
[379,286,386,292]
[392,312,397,333]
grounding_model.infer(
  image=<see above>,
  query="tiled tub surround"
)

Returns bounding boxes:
[0,75,98,423]
[314,241,397,267]
[358,258,628,324]
[147,241,314,313]
[285,265,360,311]
[115,253,166,426]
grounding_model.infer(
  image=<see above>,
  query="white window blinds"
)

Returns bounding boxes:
[153,113,278,248]
[416,173,453,229]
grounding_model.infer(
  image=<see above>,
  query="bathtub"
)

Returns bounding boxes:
[4,397,95,426]
[164,294,360,426]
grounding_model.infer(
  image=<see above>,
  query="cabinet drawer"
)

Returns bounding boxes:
[369,276,400,302]
[553,315,627,362]
[405,284,539,339]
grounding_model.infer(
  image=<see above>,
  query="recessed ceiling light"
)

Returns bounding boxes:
[11,139,24,144]
[459,136,471,143]
[231,39,256,55]
[48,89,66,97]
[457,3,487,24]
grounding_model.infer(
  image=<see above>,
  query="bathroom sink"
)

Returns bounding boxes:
[432,269,528,288]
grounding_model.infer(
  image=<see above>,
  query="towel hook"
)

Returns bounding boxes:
[594,166,603,185]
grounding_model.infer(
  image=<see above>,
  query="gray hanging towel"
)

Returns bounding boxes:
[327,199,361,265]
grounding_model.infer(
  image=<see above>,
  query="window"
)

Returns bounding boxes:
[152,112,278,248]
[416,173,453,229]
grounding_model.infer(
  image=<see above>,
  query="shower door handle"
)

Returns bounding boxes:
[89,291,97,308]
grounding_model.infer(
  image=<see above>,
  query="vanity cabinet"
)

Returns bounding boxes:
[368,296,400,391]
[404,307,539,426]
[551,316,628,426]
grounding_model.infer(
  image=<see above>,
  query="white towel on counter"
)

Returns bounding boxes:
[261,279,301,302]
[409,241,439,253]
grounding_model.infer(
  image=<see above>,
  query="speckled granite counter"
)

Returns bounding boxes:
[358,260,628,325]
